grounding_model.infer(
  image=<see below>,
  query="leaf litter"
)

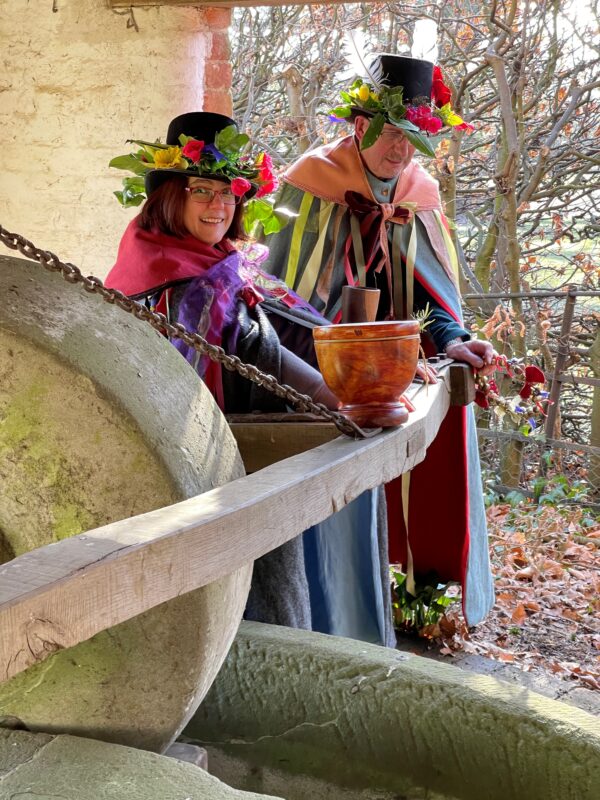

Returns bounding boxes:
[411,502,599,691]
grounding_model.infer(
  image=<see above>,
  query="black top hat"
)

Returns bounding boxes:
[145,111,257,197]
[371,53,434,102]
[165,112,236,146]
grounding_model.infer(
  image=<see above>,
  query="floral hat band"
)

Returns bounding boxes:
[329,55,474,158]
[109,112,277,208]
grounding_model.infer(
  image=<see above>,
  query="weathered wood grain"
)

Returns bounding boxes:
[0,368,455,683]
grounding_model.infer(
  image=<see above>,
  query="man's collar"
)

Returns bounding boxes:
[364,167,398,204]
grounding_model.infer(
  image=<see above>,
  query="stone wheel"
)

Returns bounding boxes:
[0,255,252,752]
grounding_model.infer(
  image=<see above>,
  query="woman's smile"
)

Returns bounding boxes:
[183,178,235,245]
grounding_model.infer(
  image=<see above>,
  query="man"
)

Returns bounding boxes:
[264,53,495,630]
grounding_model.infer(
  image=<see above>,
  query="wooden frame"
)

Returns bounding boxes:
[0,363,471,683]
[109,1,353,8]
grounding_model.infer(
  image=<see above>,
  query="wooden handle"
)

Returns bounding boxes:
[341,285,381,323]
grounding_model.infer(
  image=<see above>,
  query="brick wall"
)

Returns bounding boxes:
[203,9,233,116]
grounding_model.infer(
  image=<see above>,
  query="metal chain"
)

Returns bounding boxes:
[0,225,372,439]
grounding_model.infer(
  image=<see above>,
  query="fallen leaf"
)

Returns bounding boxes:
[515,566,536,580]
[511,604,528,624]
[548,662,566,674]
[524,601,541,612]
[496,651,515,662]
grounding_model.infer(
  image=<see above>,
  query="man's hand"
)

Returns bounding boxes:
[445,339,497,377]
[415,362,438,384]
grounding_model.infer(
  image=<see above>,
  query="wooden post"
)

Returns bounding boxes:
[544,287,576,439]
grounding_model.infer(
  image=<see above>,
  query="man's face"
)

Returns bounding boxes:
[354,117,416,181]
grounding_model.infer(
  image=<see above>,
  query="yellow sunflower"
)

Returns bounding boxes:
[153,146,187,170]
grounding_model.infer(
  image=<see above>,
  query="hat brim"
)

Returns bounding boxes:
[144,168,258,199]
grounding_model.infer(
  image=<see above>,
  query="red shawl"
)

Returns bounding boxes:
[105,218,237,297]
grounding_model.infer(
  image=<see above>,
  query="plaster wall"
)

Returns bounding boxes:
[1,1,229,278]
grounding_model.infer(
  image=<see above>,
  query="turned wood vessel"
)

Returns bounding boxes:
[313,319,420,428]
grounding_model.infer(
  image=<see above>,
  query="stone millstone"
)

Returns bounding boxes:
[0,728,282,800]
[0,255,252,752]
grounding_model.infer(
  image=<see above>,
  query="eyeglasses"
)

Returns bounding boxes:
[185,186,241,205]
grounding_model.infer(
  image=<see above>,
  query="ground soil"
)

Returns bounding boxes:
[396,500,600,716]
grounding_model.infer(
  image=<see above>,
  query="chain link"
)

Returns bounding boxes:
[0,225,373,439]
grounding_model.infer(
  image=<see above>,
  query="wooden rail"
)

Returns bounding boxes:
[110,1,356,8]
[0,363,471,684]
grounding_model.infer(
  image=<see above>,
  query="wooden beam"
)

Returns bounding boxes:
[449,362,476,406]
[228,420,340,473]
[0,371,452,684]
[109,1,354,8]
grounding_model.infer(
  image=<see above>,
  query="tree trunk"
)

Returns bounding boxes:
[590,330,600,497]
[281,66,310,154]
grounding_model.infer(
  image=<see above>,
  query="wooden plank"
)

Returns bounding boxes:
[477,427,600,456]
[0,370,452,683]
[547,372,600,388]
[109,0,354,8]
[449,363,476,406]
[228,421,340,473]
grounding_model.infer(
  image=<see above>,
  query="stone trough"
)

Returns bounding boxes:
[0,253,598,799]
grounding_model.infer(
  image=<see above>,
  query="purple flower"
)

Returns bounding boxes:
[203,143,225,161]
[539,390,549,398]
[328,114,344,123]
[528,417,537,429]
[514,405,525,414]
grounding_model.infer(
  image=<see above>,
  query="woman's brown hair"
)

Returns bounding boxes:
[138,175,248,242]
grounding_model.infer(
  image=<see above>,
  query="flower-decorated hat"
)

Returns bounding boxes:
[109,111,277,208]
[329,53,473,157]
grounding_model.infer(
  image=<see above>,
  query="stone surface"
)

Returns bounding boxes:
[166,742,209,769]
[186,621,600,800]
[395,635,600,717]
[0,728,281,799]
[561,687,600,716]
[0,256,252,753]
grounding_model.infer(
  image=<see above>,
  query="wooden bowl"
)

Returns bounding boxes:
[313,320,420,428]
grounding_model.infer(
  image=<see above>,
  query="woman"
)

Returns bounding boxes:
[106,112,338,630]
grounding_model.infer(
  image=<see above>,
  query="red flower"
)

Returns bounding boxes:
[181,139,205,162]
[405,105,443,134]
[475,389,490,409]
[256,177,278,198]
[258,153,274,182]
[524,365,545,384]
[519,384,532,399]
[519,365,545,399]
[230,177,252,196]
[492,355,513,377]
[431,66,452,107]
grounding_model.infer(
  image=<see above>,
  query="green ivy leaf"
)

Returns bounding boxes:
[330,106,352,118]
[215,125,247,155]
[109,154,149,176]
[400,128,437,157]
[113,189,145,208]
[360,113,385,150]
[388,117,420,133]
